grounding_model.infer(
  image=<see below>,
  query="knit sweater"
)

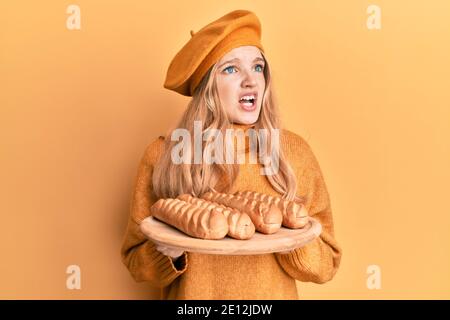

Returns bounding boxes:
[120,123,342,299]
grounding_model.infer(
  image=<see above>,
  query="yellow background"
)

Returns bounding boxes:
[1,0,449,299]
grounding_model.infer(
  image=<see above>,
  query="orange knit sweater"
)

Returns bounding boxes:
[120,124,342,299]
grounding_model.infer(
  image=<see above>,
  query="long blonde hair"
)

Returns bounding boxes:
[153,51,301,201]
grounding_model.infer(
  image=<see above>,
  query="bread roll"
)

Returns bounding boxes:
[200,192,282,234]
[150,198,228,240]
[178,194,255,240]
[235,190,309,228]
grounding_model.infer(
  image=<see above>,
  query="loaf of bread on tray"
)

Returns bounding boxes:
[235,190,309,228]
[150,198,229,240]
[200,191,283,234]
[178,194,255,240]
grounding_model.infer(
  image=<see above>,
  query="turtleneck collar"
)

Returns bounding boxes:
[229,122,256,132]
[228,122,257,154]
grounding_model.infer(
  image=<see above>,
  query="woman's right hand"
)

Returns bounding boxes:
[156,244,184,261]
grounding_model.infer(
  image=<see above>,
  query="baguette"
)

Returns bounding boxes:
[235,190,309,228]
[178,194,255,240]
[150,198,228,240]
[200,192,282,234]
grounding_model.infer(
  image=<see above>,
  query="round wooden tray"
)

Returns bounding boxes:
[140,216,322,255]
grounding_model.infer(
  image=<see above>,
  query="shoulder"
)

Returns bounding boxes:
[140,135,167,167]
[280,129,314,157]
[279,128,324,172]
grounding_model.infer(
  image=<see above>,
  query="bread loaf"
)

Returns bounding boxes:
[200,192,282,234]
[178,194,255,240]
[150,198,228,240]
[235,190,309,228]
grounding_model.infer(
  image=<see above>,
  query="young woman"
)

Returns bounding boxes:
[121,10,342,300]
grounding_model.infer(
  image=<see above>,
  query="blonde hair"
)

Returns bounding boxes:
[153,51,302,202]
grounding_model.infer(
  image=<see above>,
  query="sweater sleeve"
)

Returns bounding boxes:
[120,138,188,288]
[275,138,342,284]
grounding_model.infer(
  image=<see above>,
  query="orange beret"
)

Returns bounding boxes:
[163,10,265,97]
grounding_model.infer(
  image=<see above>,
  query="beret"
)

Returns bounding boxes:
[163,10,265,97]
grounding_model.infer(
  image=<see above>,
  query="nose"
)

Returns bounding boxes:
[241,69,257,88]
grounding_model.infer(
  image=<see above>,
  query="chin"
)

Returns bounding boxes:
[234,116,258,125]
[234,110,260,125]
[237,118,256,125]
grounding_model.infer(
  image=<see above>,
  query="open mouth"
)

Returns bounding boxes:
[238,95,257,111]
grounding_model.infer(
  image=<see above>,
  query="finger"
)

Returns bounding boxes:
[157,245,182,258]
[167,249,184,258]
[156,246,169,255]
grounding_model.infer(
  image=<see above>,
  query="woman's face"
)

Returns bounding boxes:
[215,46,266,125]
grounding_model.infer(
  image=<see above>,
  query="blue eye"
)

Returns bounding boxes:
[255,64,264,72]
[223,66,236,74]
[222,64,265,74]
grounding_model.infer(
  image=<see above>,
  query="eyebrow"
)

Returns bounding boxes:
[218,57,265,69]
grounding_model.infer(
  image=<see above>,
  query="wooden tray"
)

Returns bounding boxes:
[140,216,322,255]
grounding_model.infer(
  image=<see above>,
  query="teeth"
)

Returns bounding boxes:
[240,95,255,101]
